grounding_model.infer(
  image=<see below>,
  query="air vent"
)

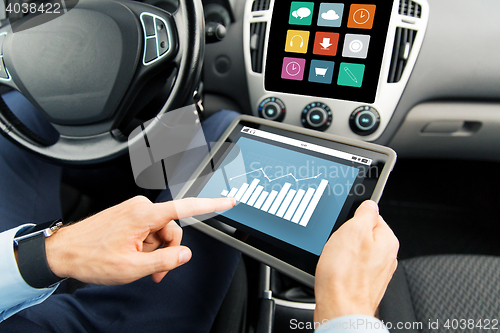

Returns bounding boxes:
[252,0,271,11]
[399,0,422,18]
[250,22,267,73]
[388,27,417,83]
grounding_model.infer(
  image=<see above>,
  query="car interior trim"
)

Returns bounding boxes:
[243,0,429,141]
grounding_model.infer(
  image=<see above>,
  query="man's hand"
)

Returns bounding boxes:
[44,196,236,285]
[314,200,399,323]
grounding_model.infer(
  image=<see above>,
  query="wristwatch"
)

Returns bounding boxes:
[14,219,66,289]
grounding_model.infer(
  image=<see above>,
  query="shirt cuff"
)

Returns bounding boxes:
[0,224,59,322]
[315,315,389,333]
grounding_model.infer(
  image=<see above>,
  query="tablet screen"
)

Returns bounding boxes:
[188,121,391,275]
[264,0,393,103]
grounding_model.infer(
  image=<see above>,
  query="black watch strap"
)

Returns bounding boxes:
[17,232,63,289]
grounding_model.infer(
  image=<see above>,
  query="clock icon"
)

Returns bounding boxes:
[286,61,301,76]
[353,8,370,24]
[347,4,375,29]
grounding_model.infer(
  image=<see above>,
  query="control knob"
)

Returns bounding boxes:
[301,102,332,131]
[349,106,380,136]
[258,97,286,122]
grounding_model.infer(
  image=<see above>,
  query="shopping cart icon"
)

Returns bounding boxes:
[308,60,334,84]
[315,67,328,77]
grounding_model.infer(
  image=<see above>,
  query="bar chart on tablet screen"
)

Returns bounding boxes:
[196,136,360,255]
[220,162,329,227]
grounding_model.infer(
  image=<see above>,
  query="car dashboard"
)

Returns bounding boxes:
[203,0,500,162]
[243,0,428,142]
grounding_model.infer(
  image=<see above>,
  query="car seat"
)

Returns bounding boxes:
[379,255,500,332]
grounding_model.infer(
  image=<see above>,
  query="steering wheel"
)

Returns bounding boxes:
[0,0,204,165]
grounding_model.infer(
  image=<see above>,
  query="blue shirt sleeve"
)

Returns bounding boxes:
[0,225,59,322]
[315,315,390,332]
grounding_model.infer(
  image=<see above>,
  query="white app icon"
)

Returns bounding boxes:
[315,67,328,77]
[292,7,311,20]
[349,40,363,53]
[320,38,332,50]
[353,8,370,25]
[321,10,340,21]
[286,62,301,76]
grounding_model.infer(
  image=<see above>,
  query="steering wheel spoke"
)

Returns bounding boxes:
[0,32,18,91]
[138,12,177,67]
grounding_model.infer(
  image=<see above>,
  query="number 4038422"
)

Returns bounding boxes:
[6,2,61,15]
[443,319,498,330]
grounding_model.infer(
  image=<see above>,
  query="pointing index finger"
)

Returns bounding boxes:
[153,197,236,227]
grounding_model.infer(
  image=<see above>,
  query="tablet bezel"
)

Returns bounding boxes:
[175,116,396,288]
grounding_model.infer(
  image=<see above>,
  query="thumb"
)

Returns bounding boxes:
[135,246,192,277]
[352,200,380,228]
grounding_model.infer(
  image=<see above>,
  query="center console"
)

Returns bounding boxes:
[243,0,429,323]
[244,0,429,141]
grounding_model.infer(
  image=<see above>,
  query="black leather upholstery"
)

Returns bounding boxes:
[379,255,500,333]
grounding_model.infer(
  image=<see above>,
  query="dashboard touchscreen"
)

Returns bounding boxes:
[264,1,393,103]
[184,119,394,275]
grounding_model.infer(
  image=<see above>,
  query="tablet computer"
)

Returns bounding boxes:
[176,116,396,287]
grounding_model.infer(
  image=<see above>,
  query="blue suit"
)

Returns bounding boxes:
[0,91,241,332]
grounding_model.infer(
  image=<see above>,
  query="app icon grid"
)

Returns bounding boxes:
[281,2,376,88]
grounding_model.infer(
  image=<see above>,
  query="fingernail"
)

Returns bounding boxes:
[363,200,379,213]
[225,197,236,207]
[178,248,191,265]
